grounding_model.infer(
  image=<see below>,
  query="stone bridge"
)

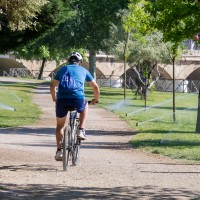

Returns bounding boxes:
[1,51,200,82]
[157,53,200,80]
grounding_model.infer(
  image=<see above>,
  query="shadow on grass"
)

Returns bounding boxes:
[86,87,125,96]
[131,127,199,147]
[142,129,195,134]
[0,81,50,95]
[131,139,200,148]
[0,184,199,199]
[129,127,200,154]
[0,81,40,89]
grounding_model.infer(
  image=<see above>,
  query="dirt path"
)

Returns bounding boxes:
[0,77,200,199]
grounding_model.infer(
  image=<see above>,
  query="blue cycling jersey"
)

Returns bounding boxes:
[54,64,93,99]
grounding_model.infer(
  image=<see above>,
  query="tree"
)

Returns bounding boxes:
[15,35,72,79]
[113,30,173,98]
[107,0,151,100]
[14,0,129,79]
[13,0,76,79]
[37,45,50,80]
[145,0,200,129]
[59,0,129,78]
[146,0,200,43]
[0,0,68,53]
[109,0,186,114]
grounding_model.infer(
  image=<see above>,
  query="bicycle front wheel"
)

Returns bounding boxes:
[63,126,71,171]
[72,128,81,166]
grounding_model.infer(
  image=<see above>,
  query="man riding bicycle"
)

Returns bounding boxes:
[50,52,100,161]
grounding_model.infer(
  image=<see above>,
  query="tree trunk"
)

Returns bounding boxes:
[123,31,130,101]
[172,56,176,122]
[89,50,96,80]
[38,57,46,80]
[195,88,200,133]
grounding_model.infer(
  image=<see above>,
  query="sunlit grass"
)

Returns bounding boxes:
[86,86,200,163]
[0,81,41,127]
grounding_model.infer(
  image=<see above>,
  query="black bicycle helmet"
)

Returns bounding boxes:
[68,52,83,63]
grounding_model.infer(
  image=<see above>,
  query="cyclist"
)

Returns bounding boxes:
[50,52,100,161]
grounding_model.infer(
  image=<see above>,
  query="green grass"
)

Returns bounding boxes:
[85,86,200,163]
[0,186,8,191]
[0,81,41,127]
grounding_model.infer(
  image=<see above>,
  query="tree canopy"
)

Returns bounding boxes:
[65,0,129,51]
[14,0,129,78]
[0,0,48,31]
[0,0,70,53]
[145,0,200,45]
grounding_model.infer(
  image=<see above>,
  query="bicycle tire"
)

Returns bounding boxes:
[67,126,73,168]
[62,127,68,171]
[72,139,81,166]
[72,122,81,166]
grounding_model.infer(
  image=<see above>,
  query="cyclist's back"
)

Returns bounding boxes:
[56,64,92,99]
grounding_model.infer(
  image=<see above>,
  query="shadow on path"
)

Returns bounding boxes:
[0,128,135,150]
[0,128,136,137]
[0,164,56,172]
[0,184,199,200]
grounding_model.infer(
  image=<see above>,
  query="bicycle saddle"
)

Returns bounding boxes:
[66,106,76,111]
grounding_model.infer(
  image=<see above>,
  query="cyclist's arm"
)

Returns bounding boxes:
[88,80,100,103]
[50,79,59,102]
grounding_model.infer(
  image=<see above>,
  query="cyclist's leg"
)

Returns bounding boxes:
[79,103,88,129]
[55,99,69,149]
[56,116,66,149]
[77,102,88,140]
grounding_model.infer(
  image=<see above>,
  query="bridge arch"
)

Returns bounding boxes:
[187,67,200,80]
[153,65,172,79]
[122,65,172,81]
[0,58,27,76]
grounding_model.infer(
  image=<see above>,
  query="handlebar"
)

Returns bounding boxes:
[88,100,99,105]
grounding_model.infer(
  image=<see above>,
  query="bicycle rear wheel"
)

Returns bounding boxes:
[72,138,81,166]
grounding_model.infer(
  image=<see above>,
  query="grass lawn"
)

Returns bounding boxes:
[85,86,200,163]
[0,81,41,127]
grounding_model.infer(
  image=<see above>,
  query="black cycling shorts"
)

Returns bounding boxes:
[56,98,87,118]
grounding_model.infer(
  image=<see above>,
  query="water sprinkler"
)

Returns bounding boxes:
[0,103,16,111]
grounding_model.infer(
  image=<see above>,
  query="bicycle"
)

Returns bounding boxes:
[62,106,81,171]
[62,100,94,171]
